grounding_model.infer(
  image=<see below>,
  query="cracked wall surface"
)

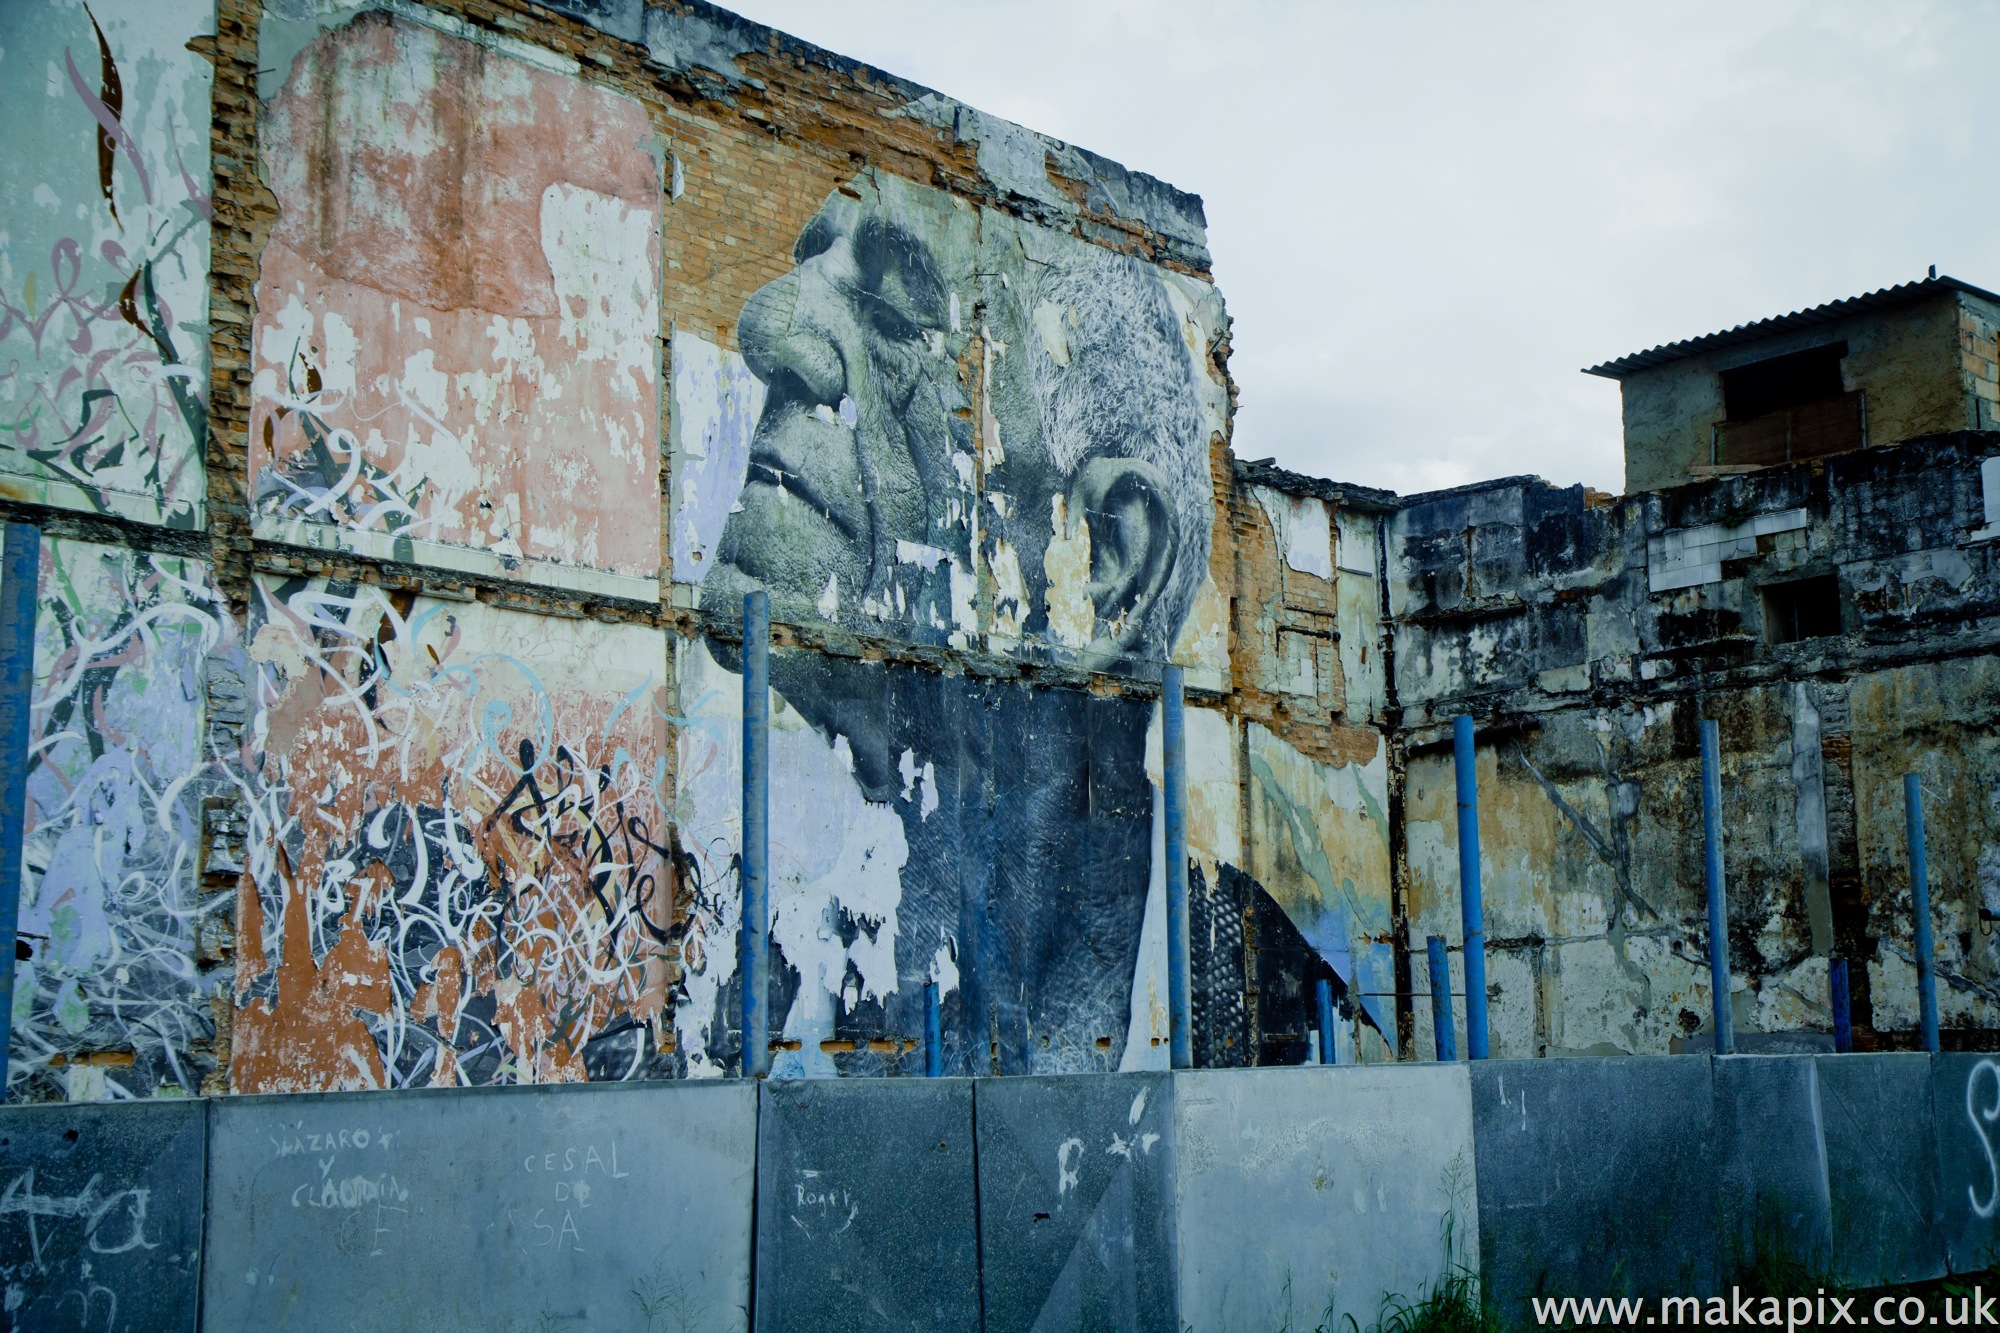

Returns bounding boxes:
[5,0,1995,1104]
[1390,432,2000,1055]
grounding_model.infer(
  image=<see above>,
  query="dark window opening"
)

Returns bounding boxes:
[1721,343,1848,421]
[1762,575,1842,643]
[1715,343,1862,467]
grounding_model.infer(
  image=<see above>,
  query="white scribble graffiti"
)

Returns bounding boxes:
[1967,1059,2000,1219]
[11,541,231,1101]
[233,579,672,1092]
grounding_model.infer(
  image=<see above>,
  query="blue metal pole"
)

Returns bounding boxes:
[924,981,942,1076]
[0,524,37,1099]
[1829,958,1853,1054]
[1452,716,1489,1059]
[1314,977,1336,1066]
[1907,774,1940,1054]
[1701,719,1734,1056]
[1164,665,1192,1069]
[1427,934,1457,1062]
[740,592,770,1079]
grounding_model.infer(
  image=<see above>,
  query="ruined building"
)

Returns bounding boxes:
[1,0,1994,1109]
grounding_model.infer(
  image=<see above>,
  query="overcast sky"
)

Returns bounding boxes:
[722,1,2000,497]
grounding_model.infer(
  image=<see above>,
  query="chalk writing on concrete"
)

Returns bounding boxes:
[516,1139,630,1256]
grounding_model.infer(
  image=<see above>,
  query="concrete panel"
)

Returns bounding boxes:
[754,1078,979,1333]
[1816,1053,1942,1286]
[976,1072,1177,1333]
[1824,1048,1944,1280]
[1174,1065,1477,1333]
[1713,1056,1832,1275]
[0,1098,206,1332]
[1932,1053,2000,1274]
[1472,1057,1717,1317]
[204,1080,755,1332]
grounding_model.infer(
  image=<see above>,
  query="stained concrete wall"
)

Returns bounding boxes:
[1391,433,2000,1057]
[0,1059,1989,1325]
[1176,1064,1475,1332]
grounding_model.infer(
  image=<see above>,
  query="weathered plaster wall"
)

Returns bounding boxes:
[234,579,670,1091]
[250,13,664,598]
[1392,432,2000,1053]
[14,0,1992,1106]
[0,0,214,528]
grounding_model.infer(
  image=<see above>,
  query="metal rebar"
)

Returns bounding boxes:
[1164,665,1192,1070]
[1453,716,1489,1059]
[1701,719,1734,1056]
[740,592,770,1079]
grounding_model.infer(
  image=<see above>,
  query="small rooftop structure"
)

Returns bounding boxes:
[1585,274,2000,493]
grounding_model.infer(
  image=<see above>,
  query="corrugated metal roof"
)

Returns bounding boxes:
[1582,274,2000,379]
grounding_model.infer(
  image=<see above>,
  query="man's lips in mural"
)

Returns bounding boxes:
[714,385,873,601]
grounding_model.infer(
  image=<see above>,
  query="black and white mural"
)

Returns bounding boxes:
[669,172,1232,1075]
[671,170,1230,669]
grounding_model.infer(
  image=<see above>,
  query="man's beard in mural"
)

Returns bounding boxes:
[695,180,1213,1074]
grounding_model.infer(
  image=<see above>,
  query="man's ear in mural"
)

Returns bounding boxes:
[1069,456,1179,652]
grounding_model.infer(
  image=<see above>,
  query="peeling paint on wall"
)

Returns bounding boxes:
[668,329,762,591]
[670,637,910,1079]
[249,13,663,598]
[233,579,671,1091]
[0,0,212,528]
[9,540,232,1101]
[1246,722,1394,1055]
[671,634,1158,1078]
[1253,487,1333,581]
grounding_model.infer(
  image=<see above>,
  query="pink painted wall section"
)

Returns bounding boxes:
[249,14,663,597]
[234,578,672,1092]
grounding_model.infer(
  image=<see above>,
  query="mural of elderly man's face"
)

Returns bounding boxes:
[707,193,970,635]
[676,180,1222,1078]
[706,181,1214,711]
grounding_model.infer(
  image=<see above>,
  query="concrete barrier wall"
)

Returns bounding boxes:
[975,1072,1179,1333]
[0,1055,1979,1327]
[1816,1053,1943,1287]
[0,1098,206,1331]
[1472,1056,1722,1316]
[1712,1055,1831,1273]
[756,1078,980,1333]
[1175,1064,1477,1333]
[1935,1053,2000,1274]
[203,1080,756,1332]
